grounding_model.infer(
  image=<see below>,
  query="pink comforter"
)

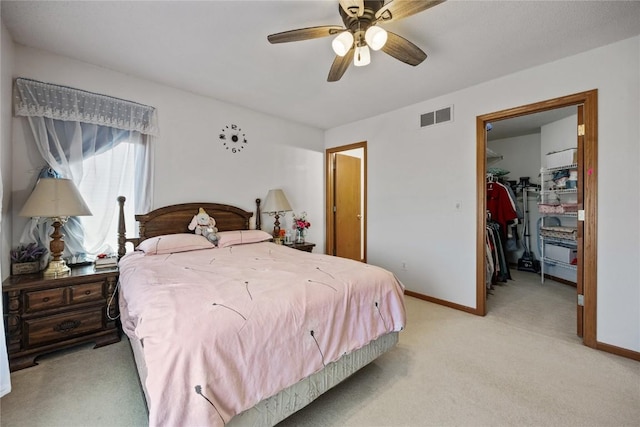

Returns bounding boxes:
[118,242,406,426]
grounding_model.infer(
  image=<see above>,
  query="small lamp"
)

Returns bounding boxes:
[19,178,92,278]
[262,189,292,238]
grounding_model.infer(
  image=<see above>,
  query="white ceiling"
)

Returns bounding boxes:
[2,0,640,130]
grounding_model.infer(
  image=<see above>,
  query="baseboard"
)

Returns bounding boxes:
[404,290,480,315]
[543,273,577,287]
[596,341,640,361]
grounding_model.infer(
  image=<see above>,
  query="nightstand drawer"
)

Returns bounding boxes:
[26,308,103,347]
[26,288,66,312]
[70,281,103,304]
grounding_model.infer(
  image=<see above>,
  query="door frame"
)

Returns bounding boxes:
[325,141,367,261]
[476,89,598,348]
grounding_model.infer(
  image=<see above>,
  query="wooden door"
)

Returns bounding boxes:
[334,153,362,261]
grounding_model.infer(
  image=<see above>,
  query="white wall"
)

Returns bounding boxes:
[326,36,640,352]
[488,133,542,188]
[10,45,326,252]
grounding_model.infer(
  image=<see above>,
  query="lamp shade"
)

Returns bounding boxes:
[354,45,371,67]
[332,31,354,56]
[365,26,387,51]
[262,189,292,213]
[20,178,92,218]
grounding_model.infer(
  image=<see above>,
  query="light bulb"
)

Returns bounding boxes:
[354,45,371,67]
[332,31,354,57]
[365,26,388,51]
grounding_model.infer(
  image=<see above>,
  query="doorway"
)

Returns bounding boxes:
[325,142,367,262]
[476,90,598,348]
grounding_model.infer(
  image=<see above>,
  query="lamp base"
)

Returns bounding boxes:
[42,259,71,278]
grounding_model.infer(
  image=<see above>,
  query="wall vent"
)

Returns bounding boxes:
[420,105,453,128]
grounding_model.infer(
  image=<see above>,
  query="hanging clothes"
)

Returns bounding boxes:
[486,220,511,285]
[503,182,522,252]
[485,177,516,292]
[487,180,518,239]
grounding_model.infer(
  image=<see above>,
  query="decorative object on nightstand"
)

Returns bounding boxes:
[262,189,292,237]
[10,243,47,275]
[3,265,120,371]
[292,211,311,243]
[94,253,118,269]
[273,229,286,245]
[19,178,92,278]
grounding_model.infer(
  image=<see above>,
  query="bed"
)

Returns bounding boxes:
[115,197,406,426]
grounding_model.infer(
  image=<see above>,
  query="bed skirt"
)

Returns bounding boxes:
[127,331,399,426]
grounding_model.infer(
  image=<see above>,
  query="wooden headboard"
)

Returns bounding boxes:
[117,197,261,259]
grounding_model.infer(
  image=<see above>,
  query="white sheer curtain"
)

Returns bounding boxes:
[14,78,157,257]
[0,165,11,397]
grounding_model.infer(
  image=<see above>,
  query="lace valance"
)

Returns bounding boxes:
[14,78,159,136]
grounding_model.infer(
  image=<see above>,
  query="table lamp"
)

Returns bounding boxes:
[19,178,92,278]
[262,189,292,237]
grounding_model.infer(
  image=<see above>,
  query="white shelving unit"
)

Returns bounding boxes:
[539,164,578,283]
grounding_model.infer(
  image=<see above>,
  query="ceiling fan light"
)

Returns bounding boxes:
[354,45,371,67]
[365,26,388,51]
[332,31,354,57]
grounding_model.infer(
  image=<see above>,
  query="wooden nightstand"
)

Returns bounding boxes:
[2,265,120,371]
[285,242,316,253]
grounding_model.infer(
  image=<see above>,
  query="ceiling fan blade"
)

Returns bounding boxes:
[339,0,364,17]
[381,31,427,66]
[375,0,446,23]
[328,48,355,82]
[268,26,345,44]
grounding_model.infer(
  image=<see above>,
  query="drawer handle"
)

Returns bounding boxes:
[54,319,81,334]
[43,297,50,302]
[85,290,91,295]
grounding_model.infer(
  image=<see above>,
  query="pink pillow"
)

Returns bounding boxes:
[217,230,272,248]
[136,234,215,255]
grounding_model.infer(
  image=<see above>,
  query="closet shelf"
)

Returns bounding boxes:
[541,236,578,246]
[542,258,577,270]
[541,188,578,195]
[538,203,579,215]
[542,212,578,218]
[541,164,578,173]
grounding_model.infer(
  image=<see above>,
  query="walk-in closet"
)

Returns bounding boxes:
[484,106,580,341]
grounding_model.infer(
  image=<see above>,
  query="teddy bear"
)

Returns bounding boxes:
[188,207,219,245]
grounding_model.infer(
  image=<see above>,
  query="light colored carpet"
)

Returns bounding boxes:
[0,337,147,427]
[1,271,638,427]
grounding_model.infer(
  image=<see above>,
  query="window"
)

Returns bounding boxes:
[14,78,157,259]
[78,141,137,255]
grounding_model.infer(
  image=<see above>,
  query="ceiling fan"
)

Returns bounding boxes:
[267,0,445,82]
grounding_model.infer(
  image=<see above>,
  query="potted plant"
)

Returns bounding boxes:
[10,243,47,275]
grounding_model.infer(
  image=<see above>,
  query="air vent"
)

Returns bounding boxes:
[420,105,453,128]
[420,112,435,127]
